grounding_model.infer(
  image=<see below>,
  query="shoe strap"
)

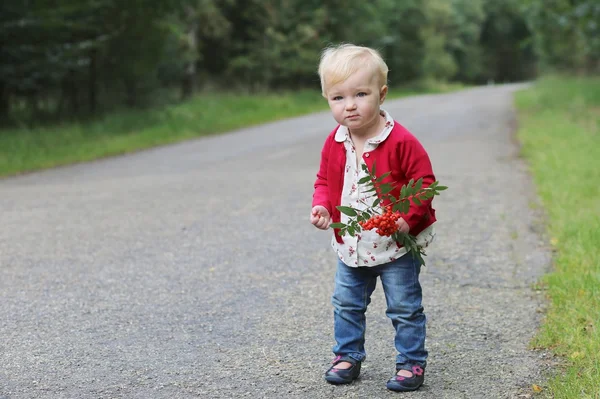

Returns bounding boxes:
[332,355,358,365]
[396,363,425,376]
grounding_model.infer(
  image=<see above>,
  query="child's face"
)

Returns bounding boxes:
[324,68,387,136]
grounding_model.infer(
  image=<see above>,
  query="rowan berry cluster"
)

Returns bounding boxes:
[358,206,401,236]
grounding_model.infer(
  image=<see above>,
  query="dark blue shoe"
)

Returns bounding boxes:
[324,355,361,384]
[386,364,425,392]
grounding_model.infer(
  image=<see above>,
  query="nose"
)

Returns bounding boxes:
[345,99,357,111]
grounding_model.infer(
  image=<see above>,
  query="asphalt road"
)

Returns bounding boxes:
[0,84,552,399]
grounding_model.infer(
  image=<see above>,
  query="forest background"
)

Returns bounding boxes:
[1,0,597,125]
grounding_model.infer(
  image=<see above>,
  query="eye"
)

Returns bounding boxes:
[357,92,368,97]
[332,96,343,101]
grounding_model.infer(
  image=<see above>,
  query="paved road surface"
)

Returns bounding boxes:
[0,84,551,398]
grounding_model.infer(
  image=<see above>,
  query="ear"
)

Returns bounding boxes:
[379,85,388,104]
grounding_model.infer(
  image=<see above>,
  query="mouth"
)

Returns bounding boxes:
[347,114,359,120]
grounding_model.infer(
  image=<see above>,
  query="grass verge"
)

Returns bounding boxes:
[0,81,464,178]
[515,75,600,397]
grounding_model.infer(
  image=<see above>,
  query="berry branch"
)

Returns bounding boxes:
[329,162,447,266]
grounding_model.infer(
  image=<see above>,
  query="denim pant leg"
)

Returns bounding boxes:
[331,260,377,363]
[380,253,428,367]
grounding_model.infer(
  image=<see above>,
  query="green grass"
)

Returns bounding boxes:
[0,90,326,177]
[0,81,465,178]
[515,75,600,397]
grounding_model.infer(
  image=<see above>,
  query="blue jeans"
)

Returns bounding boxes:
[331,253,427,367]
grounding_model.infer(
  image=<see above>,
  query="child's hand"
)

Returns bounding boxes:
[396,217,410,234]
[310,206,331,230]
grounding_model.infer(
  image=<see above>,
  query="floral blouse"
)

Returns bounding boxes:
[331,109,436,267]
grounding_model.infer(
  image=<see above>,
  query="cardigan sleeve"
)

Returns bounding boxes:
[312,135,333,215]
[398,135,436,229]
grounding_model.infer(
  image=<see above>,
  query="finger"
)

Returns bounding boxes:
[317,217,327,229]
[397,219,409,233]
[311,214,321,225]
[319,217,330,230]
[315,206,328,217]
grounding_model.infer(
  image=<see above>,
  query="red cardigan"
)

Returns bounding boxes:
[313,122,437,244]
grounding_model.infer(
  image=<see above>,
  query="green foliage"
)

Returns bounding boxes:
[0,89,325,176]
[419,0,458,80]
[0,0,189,119]
[516,76,600,397]
[447,0,487,81]
[480,0,537,82]
[521,0,600,72]
[0,0,594,125]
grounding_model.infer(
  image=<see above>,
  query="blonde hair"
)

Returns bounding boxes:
[318,44,388,97]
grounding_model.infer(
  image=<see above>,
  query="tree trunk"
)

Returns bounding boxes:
[89,48,98,113]
[124,78,137,107]
[181,66,196,100]
[181,6,198,100]
[0,81,9,122]
[66,70,79,114]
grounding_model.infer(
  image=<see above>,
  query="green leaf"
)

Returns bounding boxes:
[400,184,408,198]
[423,191,434,199]
[436,185,448,191]
[414,252,425,266]
[380,183,395,194]
[358,175,372,184]
[371,160,377,176]
[330,222,345,229]
[337,206,358,216]
[365,186,378,193]
[376,171,391,182]
[402,201,410,214]
[348,226,356,236]
[414,178,423,191]
[413,197,422,206]
[373,198,381,207]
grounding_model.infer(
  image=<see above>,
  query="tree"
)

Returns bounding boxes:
[447,0,486,82]
[522,0,600,72]
[480,0,536,82]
